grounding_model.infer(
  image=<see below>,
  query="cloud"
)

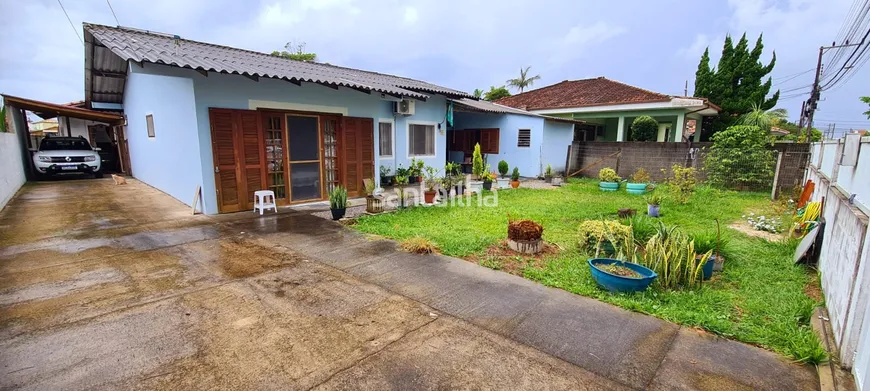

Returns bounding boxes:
[676,34,721,61]
[547,21,626,66]
[403,7,419,25]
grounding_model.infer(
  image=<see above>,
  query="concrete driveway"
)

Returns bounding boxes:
[0,179,818,390]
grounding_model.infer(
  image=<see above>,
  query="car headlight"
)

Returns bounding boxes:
[38,156,52,162]
[84,156,96,162]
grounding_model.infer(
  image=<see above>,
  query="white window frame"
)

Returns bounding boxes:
[406,120,437,158]
[378,118,395,159]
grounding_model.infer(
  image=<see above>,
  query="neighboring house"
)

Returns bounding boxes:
[496,77,720,143]
[82,23,471,215]
[448,99,579,176]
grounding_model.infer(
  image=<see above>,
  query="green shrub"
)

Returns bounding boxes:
[598,167,620,182]
[578,220,631,253]
[511,167,520,181]
[621,215,658,242]
[629,168,650,184]
[630,115,658,141]
[498,160,509,177]
[704,125,776,190]
[663,164,696,204]
[690,230,731,255]
[472,143,484,179]
[545,164,553,178]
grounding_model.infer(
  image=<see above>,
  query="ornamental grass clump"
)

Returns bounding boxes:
[598,168,621,183]
[637,223,710,290]
[401,237,438,254]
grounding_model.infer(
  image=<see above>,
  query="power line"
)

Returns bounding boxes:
[772,68,815,85]
[106,0,120,25]
[57,0,82,45]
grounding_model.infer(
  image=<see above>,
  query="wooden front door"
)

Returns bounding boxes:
[113,125,132,175]
[209,108,265,213]
[341,117,374,197]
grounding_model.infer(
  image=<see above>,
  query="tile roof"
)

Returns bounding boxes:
[449,98,583,124]
[495,77,671,110]
[83,23,470,100]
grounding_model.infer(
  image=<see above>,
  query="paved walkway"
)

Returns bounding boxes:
[0,179,818,390]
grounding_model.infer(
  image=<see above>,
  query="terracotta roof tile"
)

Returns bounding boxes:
[495,77,671,110]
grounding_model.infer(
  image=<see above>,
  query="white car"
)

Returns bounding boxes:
[32,136,103,178]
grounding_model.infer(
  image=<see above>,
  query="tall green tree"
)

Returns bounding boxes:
[271,41,317,61]
[506,66,541,93]
[694,33,779,134]
[861,96,870,119]
[472,88,484,99]
[483,86,511,101]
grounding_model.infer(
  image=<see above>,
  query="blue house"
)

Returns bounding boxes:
[82,23,578,214]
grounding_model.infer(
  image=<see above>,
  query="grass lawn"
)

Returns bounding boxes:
[352,179,825,364]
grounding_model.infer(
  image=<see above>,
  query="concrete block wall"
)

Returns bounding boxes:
[567,141,810,197]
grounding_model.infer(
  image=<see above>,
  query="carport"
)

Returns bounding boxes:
[2,94,127,179]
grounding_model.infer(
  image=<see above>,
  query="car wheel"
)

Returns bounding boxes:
[94,171,104,179]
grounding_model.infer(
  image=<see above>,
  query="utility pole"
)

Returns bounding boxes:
[803,42,862,142]
[798,100,806,128]
[684,80,688,96]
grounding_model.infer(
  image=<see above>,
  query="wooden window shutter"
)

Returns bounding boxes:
[480,128,499,154]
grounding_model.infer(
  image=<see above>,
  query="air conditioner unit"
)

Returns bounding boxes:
[394,99,415,116]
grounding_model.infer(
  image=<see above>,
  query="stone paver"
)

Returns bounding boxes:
[0,178,819,390]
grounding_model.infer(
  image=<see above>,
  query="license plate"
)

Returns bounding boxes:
[61,166,77,171]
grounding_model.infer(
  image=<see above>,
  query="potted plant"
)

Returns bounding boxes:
[394,172,409,209]
[507,219,544,254]
[379,165,394,187]
[544,164,553,184]
[468,143,485,193]
[510,167,520,188]
[329,185,348,220]
[588,259,658,293]
[497,160,510,189]
[395,165,410,185]
[598,168,621,191]
[423,165,439,204]
[439,175,454,198]
[482,170,496,191]
[645,194,662,218]
[408,157,424,184]
[364,178,383,214]
[626,168,650,195]
[692,229,729,274]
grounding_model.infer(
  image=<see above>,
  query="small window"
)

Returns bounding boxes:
[517,129,531,147]
[379,122,393,157]
[408,124,435,156]
[145,114,155,138]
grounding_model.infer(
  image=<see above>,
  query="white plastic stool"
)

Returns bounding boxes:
[253,190,277,215]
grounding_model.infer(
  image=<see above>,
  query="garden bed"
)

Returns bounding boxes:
[351,178,825,363]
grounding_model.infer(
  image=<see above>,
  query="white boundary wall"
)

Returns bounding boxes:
[807,137,870,390]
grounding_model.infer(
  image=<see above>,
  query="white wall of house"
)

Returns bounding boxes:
[806,137,870,389]
[124,64,203,208]
[541,120,574,174]
[1,107,28,211]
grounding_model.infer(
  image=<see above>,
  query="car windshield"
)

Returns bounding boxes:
[40,139,92,151]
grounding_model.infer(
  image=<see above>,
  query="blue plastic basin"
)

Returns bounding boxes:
[599,182,619,192]
[588,258,658,293]
[626,183,648,195]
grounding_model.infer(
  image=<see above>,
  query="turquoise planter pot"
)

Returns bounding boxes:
[599,182,619,192]
[626,183,648,195]
[588,258,658,293]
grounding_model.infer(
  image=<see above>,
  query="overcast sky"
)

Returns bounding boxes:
[1,0,868,135]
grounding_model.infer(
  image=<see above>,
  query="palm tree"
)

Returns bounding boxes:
[472,88,484,99]
[738,102,788,131]
[506,66,541,93]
